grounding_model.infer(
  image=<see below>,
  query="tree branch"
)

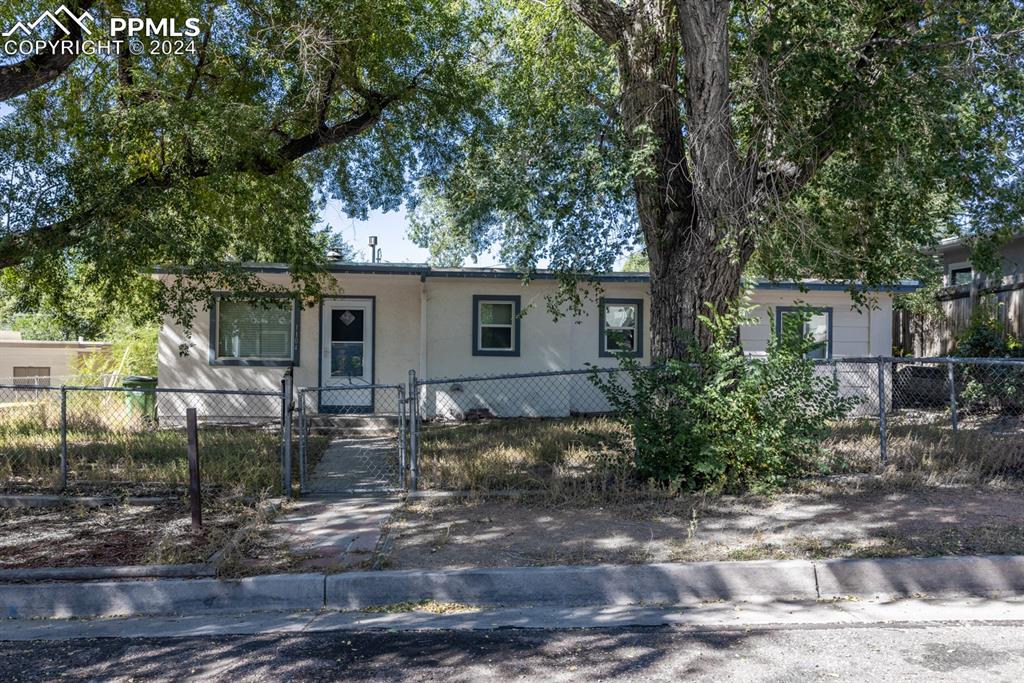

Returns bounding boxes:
[1,81,415,270]
[0,0,96,102]
[565,0,628,44]
[756,2,928,201]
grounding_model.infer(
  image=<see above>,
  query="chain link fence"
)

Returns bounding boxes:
[297,385,406,494]
[403,357,1024,494]
[7,356,1019,500]
[0,384,288,497]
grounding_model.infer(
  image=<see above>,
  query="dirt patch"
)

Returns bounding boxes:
[0,499,256,569]
[383,484,1024,569]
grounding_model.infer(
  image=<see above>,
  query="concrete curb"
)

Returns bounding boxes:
[816,555,1024,599]
[0,564,214,583]
[1,573,324,619]
[326,560,818,609]
[3,555,1024,620]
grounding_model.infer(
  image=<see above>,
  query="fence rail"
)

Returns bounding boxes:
[4,356,1021,500]
[0,383,287,497]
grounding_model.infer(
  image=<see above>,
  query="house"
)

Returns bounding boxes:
[935,233,1024,286]
[894,234,1024,356]
[155,263,912,417]
[0,331,111,386]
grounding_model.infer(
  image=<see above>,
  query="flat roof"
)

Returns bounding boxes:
[0,339,110,349]
[154,262,918,292]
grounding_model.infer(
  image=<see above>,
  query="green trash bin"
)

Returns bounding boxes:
[123,375,158,423]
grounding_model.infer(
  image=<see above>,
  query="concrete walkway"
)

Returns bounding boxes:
[272,431,404,570]
[308,435,399,494]
[3,597,1023,641]
[270,495,400,570]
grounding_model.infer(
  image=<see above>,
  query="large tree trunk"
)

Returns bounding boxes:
[606,0,752,359]
[647,227,744,357]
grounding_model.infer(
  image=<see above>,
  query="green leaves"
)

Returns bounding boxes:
[591,298,857,492]
[1,0,490,327]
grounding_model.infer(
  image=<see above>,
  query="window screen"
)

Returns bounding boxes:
[216,300,294,360]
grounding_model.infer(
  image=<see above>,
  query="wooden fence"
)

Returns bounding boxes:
[894,274,1024,356]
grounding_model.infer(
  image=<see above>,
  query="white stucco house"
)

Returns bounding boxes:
[0,331,111,386]
[154,263,914,415]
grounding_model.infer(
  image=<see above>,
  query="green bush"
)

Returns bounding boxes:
[954,301,1023,359]
[591,301,857,493]
[953,302,1024,413]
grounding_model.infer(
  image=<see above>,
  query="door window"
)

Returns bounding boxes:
[331,308,365,378]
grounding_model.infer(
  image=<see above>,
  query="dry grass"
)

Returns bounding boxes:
[0,497,261,569]
[419,414,1024,504]
[825,417,1024,488]
[419,417,641,502]
[0,398,329,496]
[361,600,480,614]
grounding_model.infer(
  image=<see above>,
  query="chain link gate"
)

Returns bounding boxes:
[297,384,408,494]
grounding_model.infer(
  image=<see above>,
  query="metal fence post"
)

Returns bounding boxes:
[281,370,294,498]
[59,385,68,491]
[408,369,419,492]
[297,388,308,494]
[397,385,408,490]
[947,360,959,433]
[186,407,202,532]
[877,357,888,465]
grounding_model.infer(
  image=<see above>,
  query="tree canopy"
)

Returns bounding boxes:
[410,0,1024,354]
[0,0,489,329]
[1,1,1023,357]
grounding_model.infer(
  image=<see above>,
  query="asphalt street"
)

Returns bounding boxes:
[2,621,1023,682]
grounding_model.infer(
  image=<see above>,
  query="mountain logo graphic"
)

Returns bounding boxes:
[3,5,96,38]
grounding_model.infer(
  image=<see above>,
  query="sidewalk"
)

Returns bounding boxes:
[3,554,1024,620]
[270,496,400,570]
[3,596,1024,641]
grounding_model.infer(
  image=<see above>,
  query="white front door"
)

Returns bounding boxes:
[321,298,374,411]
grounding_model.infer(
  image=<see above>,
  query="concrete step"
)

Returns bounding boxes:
[307,427,397,438]
[307,415,399,430]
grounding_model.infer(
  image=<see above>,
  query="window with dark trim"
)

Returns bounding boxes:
[472,295,521,356]
[12,367,50,387]
[599,298,644,357]
[950,266,973,286]
[210,297,300,367]
[776,306,832,359]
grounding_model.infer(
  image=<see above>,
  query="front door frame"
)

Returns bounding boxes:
[317,295,376,413]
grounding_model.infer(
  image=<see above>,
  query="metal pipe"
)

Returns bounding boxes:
[297,388,308,494]
[281,372,294,498]
[948,362,959,433]
[59,385,68,491]
[408,369,419,492]
[877,357,888,465]
[397,386,407,490]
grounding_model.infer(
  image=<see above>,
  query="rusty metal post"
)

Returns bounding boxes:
[186,407,202,532]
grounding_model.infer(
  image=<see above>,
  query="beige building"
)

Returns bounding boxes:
[0,331,111,386]
[935,233,1024,286]
[155,263,912,415]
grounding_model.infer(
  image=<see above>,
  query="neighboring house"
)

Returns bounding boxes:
[935,233,1024,286]
[0,331,111,386]
[894,234,1024,356]
[155,263,911,416]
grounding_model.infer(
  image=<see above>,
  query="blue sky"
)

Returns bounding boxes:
[323,201,504,267]
[0,100,508,268]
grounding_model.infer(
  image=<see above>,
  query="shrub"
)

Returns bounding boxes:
[591,301,857,493]
[953,302,1024,413]
[953,300,1023,359]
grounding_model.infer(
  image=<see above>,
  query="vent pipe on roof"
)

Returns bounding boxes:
[368,235,381,263]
